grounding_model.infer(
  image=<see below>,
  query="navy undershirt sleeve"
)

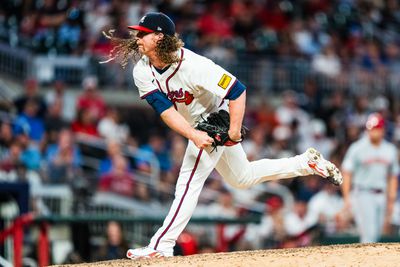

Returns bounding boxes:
[144,91,173,114]
[224,80,246,100]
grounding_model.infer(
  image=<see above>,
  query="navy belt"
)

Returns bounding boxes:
[370,189,384,194]
[356,187,384,194]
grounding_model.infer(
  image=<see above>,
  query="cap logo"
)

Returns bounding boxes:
[157,26,162,31]
[140,16,146,23]
[366,117,378,129]
[366,114,384,130]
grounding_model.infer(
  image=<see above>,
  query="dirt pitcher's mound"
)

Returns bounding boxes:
[56,243,400,267]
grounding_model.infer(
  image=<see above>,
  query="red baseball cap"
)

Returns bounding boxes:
[128,12,175,36]
[366,113,385,130]
[265,196,283,210]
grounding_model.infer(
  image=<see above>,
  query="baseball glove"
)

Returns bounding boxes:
[196,110,248,151]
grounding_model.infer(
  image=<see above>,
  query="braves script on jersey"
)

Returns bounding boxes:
[134,48,236,125]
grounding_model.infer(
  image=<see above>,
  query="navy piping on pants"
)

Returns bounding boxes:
[154,148,203,250]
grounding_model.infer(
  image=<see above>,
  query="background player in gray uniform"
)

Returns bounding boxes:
[103,12,343,259]
[342,113,399,243]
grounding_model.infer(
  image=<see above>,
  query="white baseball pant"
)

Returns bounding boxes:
[149,141,313,256]
[351,189,386,243]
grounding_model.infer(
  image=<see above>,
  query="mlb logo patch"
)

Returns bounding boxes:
[218,74,232,89]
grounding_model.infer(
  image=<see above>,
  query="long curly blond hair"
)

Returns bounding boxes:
[101,30,184,68]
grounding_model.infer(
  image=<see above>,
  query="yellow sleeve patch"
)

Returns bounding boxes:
[218,74,232,89]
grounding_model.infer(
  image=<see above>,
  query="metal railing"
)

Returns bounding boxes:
[32,55,90,85]
[0,43,32,80]
[0,42,90,85]
[74,134,161,188]
[34,185,73,216]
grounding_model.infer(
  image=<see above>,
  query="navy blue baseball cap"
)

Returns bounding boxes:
[128,12,175,36]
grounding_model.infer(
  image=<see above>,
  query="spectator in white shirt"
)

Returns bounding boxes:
[312,44,341,78]
[98,107,130,143]
[306,182,345,234]
[298,119,335,159]
[284,199,310,237]
[45,80,76,122]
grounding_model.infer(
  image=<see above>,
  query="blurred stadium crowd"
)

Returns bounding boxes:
[1,0,400,264]
[1,0,400,58]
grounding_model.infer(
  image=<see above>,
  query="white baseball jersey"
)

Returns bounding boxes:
[133,48,237,126]
[342,135,399,190]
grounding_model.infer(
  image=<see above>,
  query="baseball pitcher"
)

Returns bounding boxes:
[101,12,343,259]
